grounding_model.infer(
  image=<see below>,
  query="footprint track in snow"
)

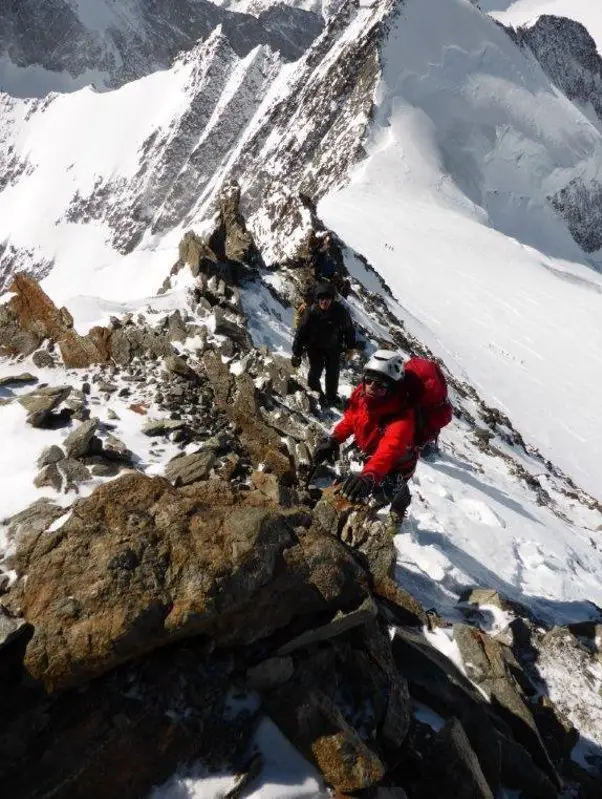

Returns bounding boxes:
[515,539,565,575]
[456,497,506,528]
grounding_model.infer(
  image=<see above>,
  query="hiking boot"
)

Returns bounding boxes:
[420,439,440,460]
[324,394,344,409]
[386,510,404,537]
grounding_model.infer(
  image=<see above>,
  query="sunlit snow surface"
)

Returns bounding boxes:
[320,0,602,501]
[1,0,602,793]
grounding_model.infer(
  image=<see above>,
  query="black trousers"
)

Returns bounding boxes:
[307,346,340,400]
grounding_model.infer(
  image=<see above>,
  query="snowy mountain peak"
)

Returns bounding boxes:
[2,1,602,791]
[0,0,323,97]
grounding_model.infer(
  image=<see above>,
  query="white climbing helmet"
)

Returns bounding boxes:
[363,350,405,385]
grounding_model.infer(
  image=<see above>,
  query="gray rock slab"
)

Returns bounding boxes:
[34,464,63,492]
[102,434,133,462]
[277,597,378,656]
[453,624,561,789]
[18,386,72,422]
[0,373,38,387]
[63,419,99,459]
[164,354,197,379]
[6,499,66,542]
[37,445,65,468]
[142,419,186,437]
[422,718,494,799]
[165,450,216,486]
[59,458,92,488]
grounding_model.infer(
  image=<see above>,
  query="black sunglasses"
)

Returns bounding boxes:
[364,376,388,389]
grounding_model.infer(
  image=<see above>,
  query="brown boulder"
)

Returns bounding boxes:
[10,473,370,691]
[5,274,109,367]
[8,273,72,341]
[0,273,176,368]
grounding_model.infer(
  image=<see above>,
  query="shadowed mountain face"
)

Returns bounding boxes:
[0,0,323,95]
[512,15,602,253]
[517,15,602,125]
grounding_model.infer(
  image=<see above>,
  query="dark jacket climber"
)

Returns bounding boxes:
[291,282,355,405]
[311,233,350,297]
[311,350,416,521]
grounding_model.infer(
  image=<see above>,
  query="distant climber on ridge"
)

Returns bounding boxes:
[311,232,349,296]
[293,231,351,328]
[311,350,452,523]
[291,281,356,407]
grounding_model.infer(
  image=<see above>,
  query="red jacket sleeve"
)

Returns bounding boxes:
[332,406,355,443]
[362,414,416,484]
[331,388,360,443]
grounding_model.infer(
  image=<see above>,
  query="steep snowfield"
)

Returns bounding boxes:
[488,0,602,52]
[320,0,602,500]
[1,0,602,793]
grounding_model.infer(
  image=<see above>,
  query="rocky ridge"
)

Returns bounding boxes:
[511,15,602,253]
[0,193,601,797]
[5,0,602,305]
[53,0,389,267]
[0,0,323,94]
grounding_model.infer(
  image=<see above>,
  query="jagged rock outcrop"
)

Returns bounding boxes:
[0,272,177,367]
[210,181,266,269]
[548,177,602,254]
[512,16,602,253]
[518,16,602,125]
[202,350,296,480]
[0,0,323,94]
[8,472,371,691]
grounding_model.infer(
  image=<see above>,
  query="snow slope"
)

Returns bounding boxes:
[320,0,602,500]
[2,0,602,790]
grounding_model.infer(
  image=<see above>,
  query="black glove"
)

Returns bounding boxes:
[291,355,302,368]
[340,473,376,504]
[312,436,340,466]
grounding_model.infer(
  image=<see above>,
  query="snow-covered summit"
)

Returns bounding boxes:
[486,0,602,54]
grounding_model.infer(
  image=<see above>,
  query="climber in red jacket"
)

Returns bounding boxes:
[312,349,452,521]
[312,350,418,520]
